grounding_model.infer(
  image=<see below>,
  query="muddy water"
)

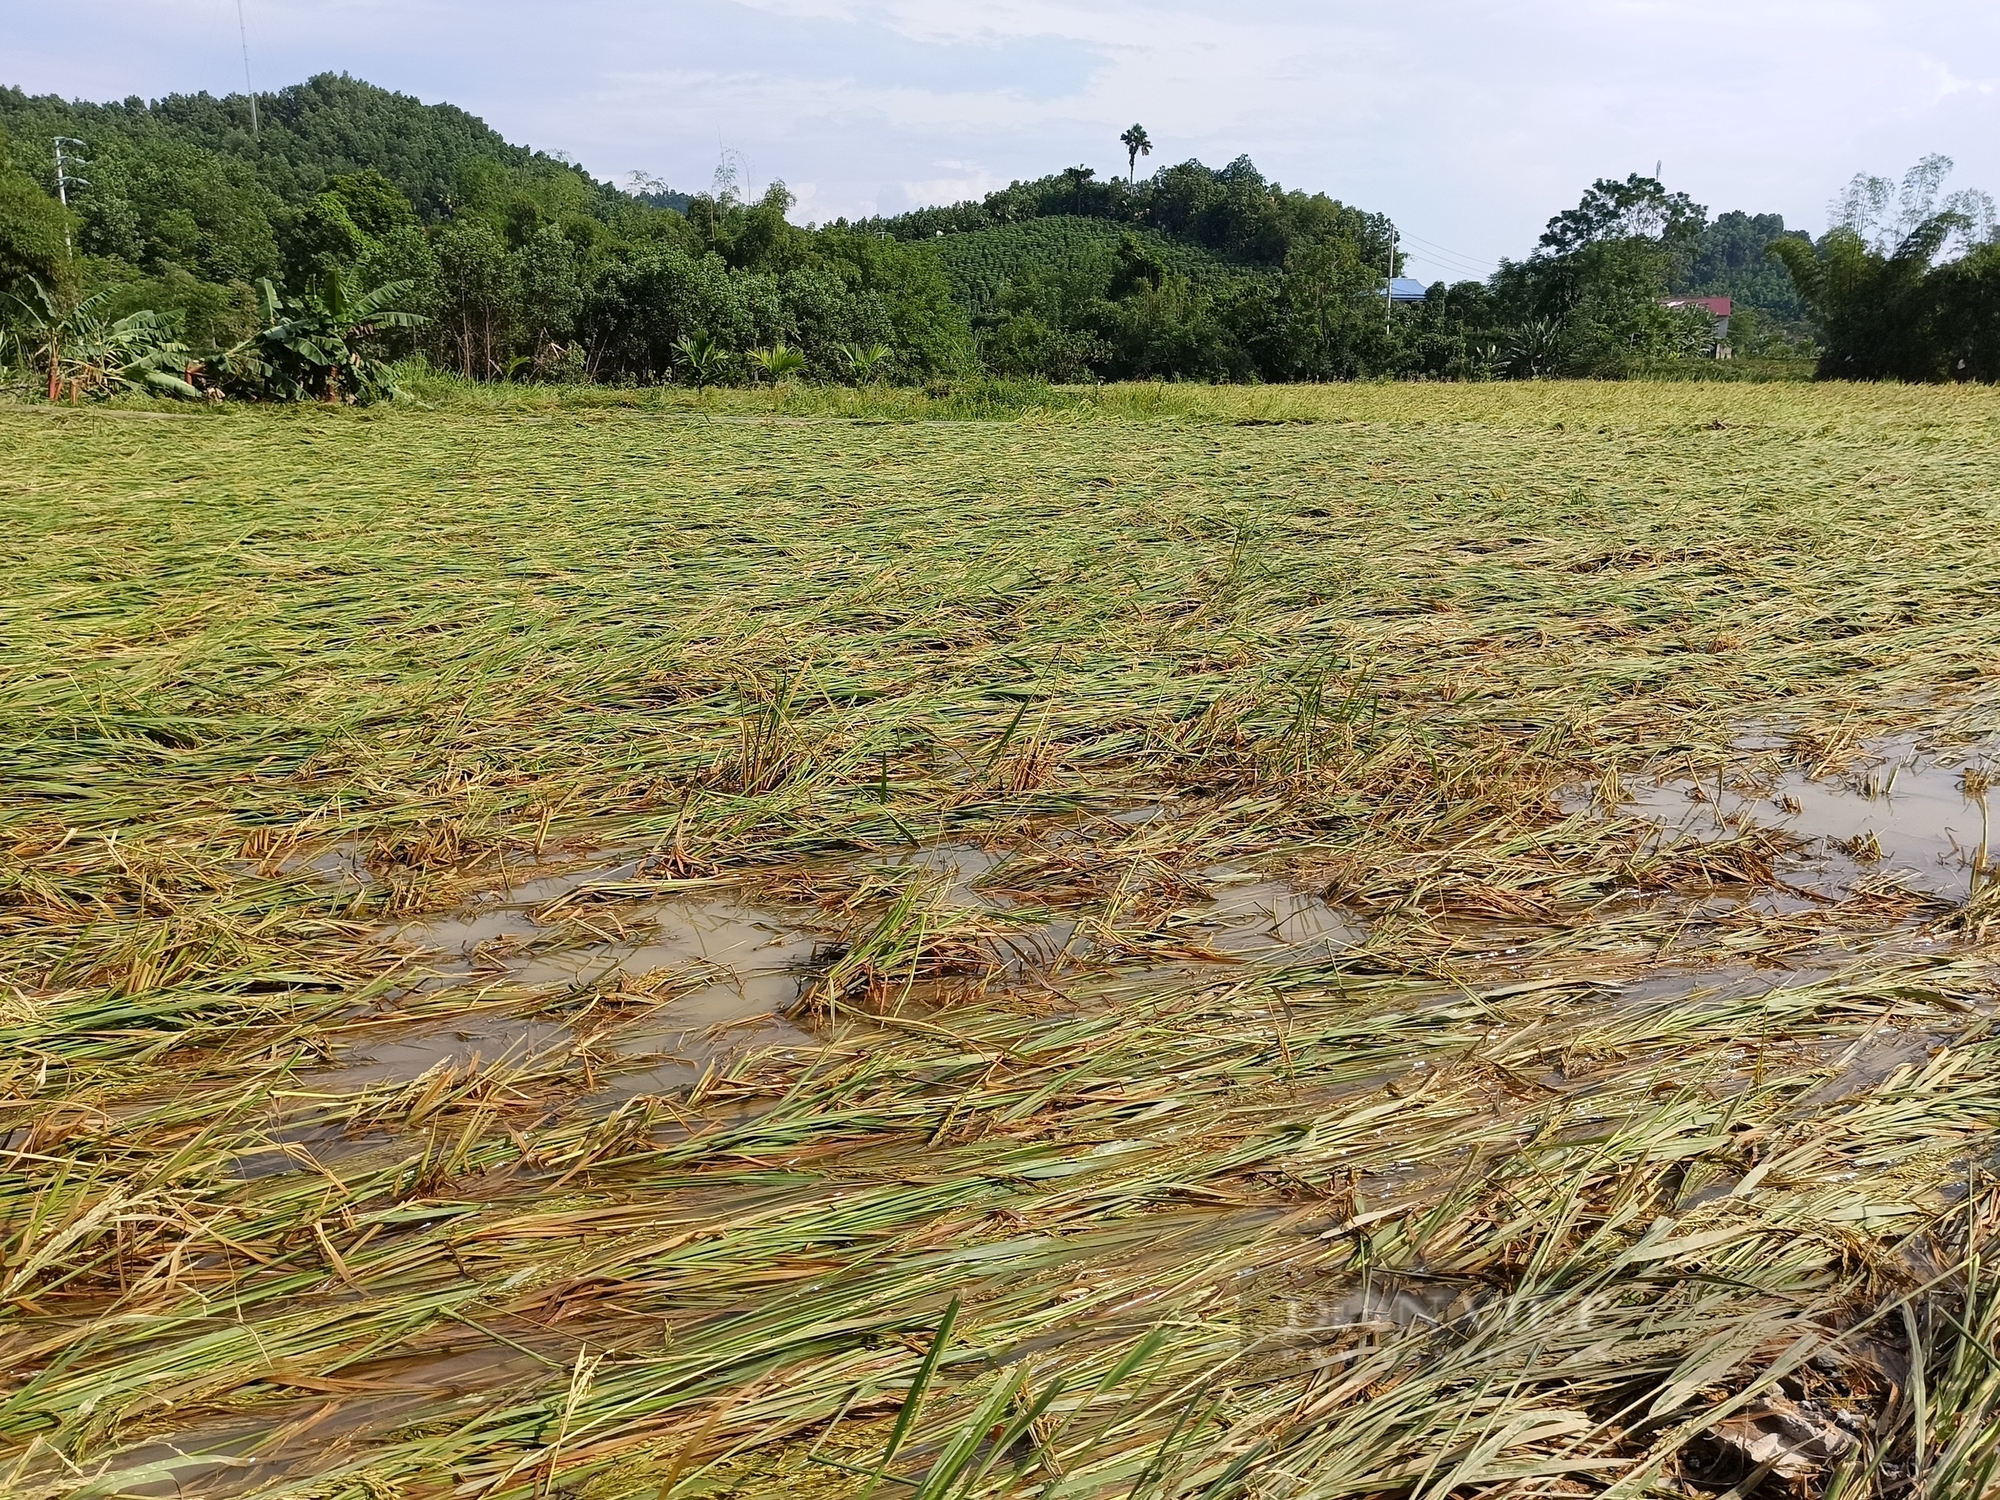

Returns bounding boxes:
[586,912,822,1103]
[1145,869,1366,963]
[1618,732,1999,900]
[881,842,1008,907]
[80,1342,555,1498]
[388,879,818,993]
[285,838,371,884]
[388,904,545,959]
[1797,1026,1951,1106]
[232,1124,405,1180]
[324,1014,574,1087]
[341,840,1375,1102]
[883,847,1368,974]
[502,897,821,991]
[594,995,816,1103]
[306,883,828,1108]
[1195,873,1367,959]
[379,854,647,963]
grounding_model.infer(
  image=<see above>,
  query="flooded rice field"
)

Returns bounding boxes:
[15,738,2000,1499]
[12,393,2000,1498]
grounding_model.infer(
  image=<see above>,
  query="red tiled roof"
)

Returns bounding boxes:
[1662,296,1732,317]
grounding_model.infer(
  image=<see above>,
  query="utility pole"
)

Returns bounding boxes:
[52,137,89,257]
[1386,227,1396,336]
[237,0,259,136]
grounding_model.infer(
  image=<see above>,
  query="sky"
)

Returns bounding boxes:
[8,0,2000,280]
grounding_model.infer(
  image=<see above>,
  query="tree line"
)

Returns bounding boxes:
[1,73,1996,400]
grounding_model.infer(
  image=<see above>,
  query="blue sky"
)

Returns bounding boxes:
[11,0,2000,279]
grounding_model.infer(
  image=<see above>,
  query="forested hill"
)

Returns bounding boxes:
[0,73,634,222]
[0,73,1426,383]
[10,71,1960,388]
[855,157,1392,269]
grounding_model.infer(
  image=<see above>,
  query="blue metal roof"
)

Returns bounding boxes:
[1382,276,1431,302]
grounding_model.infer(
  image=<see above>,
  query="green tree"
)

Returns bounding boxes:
[583,246,749,383]
[1681,211,1810,324]
[0,136,76,308]
[1830,154,1994,257]
[95,268,258,354]
[431,217,511,377]
[1539,173,1705,257]
[78,137,282,284]
[1769,155,1998,381]
[281,192,367,288]
[355,224,440,359]
[511,224,588,375]
[835,341,892,382]
[746,341,806,381]
[326,169,419,237]
[1486,172,1717,376]
[8,283,198,401]
[1770,221,1952,380]
[1932,243,2000,380]
[1108,231,1168,299]
[816,230,975,377]
[1272,235,1382,379]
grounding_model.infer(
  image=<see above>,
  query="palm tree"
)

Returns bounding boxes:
[1120,124,1152,186]
[746,342,807,383]
[674,330,730,389]
[835,341,893,384]
[1507,317,1567,380]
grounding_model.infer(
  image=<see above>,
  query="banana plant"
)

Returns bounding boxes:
[217,269,426,403]
[835,341,893,383]
[673,330,730,389]
[6,281,201,402]
[746,341,807,382]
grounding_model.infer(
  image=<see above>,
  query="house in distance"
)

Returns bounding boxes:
[1662,295,1734,358]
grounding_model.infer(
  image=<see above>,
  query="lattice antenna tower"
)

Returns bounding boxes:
[238,0,260,136]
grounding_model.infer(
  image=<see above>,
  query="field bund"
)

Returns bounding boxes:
[6,382,2000,1497]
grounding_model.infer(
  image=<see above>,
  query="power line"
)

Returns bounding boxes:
[1404,247,1491,277]
[1407,248,1492,276]
[1401,253,1493,284]
[1394,232,1501,287]
[1398,230,1497,271]
[1399,229,1493,259]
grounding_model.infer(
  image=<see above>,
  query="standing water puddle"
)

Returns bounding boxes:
[869,842,1012,911]
[1179,870,1367,961]
[502,897,820,992]
[386,865,819,994]
[1615,733,1999,900]
[321,1015,574,1087]
[317,883,831,1103]
[344,843,1376,1107]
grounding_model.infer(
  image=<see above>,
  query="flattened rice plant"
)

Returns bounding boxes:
[3,380,2000,1498]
